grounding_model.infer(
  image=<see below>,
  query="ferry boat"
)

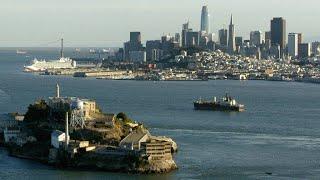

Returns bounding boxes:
[194,93,245,111]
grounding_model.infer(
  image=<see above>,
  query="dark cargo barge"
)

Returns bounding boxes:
[194,93,245,112]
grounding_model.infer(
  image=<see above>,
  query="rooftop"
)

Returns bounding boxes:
[120,128,149,144]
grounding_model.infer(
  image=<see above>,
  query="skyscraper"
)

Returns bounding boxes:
[265,31,271,41]
[271,17,286,56]
[219,29,228,46]
[265,31,271,48]
[311,41,320,56]
[297,33,303,44]
[124,32,143,61]
[235,36,243,47]
[186,31,200,47]
[174,33,181,44]
[182,21,191,47]
[200,6,210,34]
[130,32,141,43]
[298,43,311,59]
[199,35,209,49]
[228,15,236,54]
[146,40,161,61]
[288,33,299,58]
[250,31,263,46]
[161,34,179,56]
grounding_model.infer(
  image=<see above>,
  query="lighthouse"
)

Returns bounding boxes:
[56,84,60,98]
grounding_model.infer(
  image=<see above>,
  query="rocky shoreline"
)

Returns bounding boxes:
[5,142,178,174]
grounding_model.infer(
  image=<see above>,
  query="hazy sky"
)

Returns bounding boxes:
[0,0,319,47]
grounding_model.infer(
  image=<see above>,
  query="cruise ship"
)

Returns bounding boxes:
[24,57,76,72]
[24,39,77,72]
[16,50,27,55]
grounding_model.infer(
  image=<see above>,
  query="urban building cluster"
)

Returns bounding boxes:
[101,5,319,82]
[23,5,320,83]
[116,6,320,62]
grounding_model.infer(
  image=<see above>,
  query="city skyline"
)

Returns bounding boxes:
[0,0,320,47]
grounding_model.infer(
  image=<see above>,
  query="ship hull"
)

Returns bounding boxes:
[194,102,244,112]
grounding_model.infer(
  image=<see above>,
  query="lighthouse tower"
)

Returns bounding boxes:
[56,84,60,98]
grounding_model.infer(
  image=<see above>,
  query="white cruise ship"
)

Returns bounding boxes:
[16,50,27,54]
[24,38,77,72]
[24,57,76,72]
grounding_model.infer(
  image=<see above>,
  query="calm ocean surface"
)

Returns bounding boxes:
[1,48,320,179]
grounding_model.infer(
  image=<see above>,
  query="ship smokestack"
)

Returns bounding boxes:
[56,84,60,98]
[65,112,69,150]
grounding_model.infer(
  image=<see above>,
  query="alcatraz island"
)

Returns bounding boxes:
[0,84,178,173]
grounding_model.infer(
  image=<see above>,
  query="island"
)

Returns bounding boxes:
[0,84,178,173]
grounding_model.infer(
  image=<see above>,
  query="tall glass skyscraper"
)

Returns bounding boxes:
[200,6,210,34]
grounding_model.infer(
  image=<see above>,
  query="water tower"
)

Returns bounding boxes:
[70,98,86,129]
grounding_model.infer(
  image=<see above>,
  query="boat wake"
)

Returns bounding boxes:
[151,127,320,149]
[0,89,10,104]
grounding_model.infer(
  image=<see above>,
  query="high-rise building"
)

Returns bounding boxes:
[271,17,286,56]
[161,34,179,56]
[297,33,303,44]
[174,33,181,44]
[124,32,144,61]
[146,40,161,61]
[298,43,311,59]
[182,22,191,47]
[228,15,236,54]
[265,31,271,48]
[235,37,243,47]
[123,42,130,60]
[207,41,216,51]
[115,48,124,61]
[161,34,173,43]
[270,45,281,59]
[199,35,209,49]
[288,33,299,58]
[297,33,303,54]
[250,31,263,46]
[186,31,200,47]
[200,6,210,34]
[129,51,146,62]
[219,29,228,46]
[151,49,163,61]
[311,41,320,56]
[130,32,141,44]
[207,33,215,42]
[265,31,271,41]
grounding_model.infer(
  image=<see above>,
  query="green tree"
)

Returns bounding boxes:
[116,112,134,124]
[24,99,50,124]
[116,112,128,121]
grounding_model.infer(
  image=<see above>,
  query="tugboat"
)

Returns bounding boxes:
[194,93,245,112]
